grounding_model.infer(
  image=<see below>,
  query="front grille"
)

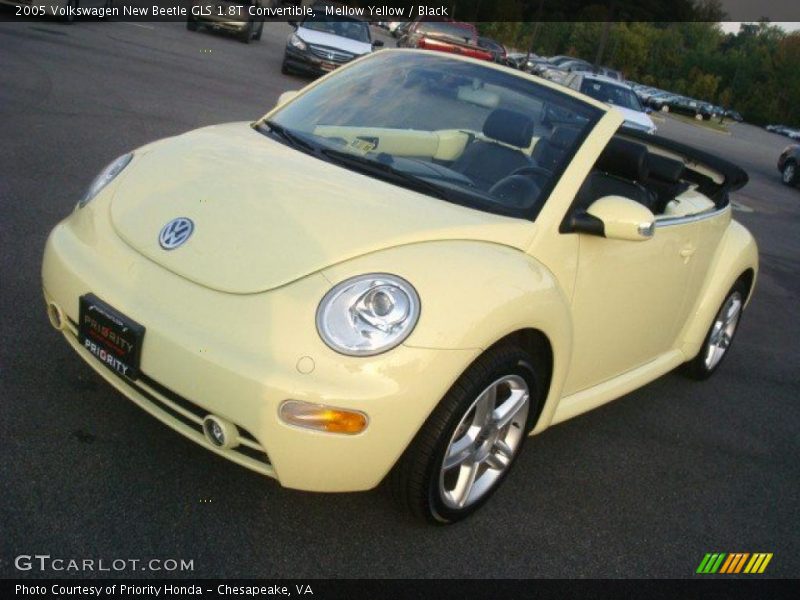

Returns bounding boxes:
[308,44,354,63]
[64,318,273,476]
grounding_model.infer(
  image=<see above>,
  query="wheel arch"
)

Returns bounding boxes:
[480,328,554,433]
[678,219,758,359]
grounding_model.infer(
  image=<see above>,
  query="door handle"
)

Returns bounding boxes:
[679,245,696,263]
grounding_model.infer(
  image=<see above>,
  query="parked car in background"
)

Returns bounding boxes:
[282,13,381,76]
[646,92,681,111]
[766,124,792,134]
[596,66,623,81]
[390,21,411,38]
[565,72,656,134]
[187,0,264,44]
[785,128,800,140]
[778,144,800,186]
[662,96,714,120]
[398,20,493,61]
[477,37,507,64]
[505,52,528,70]
[724,110,743,122]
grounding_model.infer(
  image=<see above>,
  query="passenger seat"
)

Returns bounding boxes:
[451,108,535,190]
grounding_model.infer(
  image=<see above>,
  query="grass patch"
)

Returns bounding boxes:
[661,112,730,133]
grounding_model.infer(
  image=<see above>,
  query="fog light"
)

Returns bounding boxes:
[47,301,64,330]
[279,400,368,435]
[202,415,239,449]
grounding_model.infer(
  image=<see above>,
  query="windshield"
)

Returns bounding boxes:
[300,15,370,43]
[580,80,643,111]
[265,52,602,219]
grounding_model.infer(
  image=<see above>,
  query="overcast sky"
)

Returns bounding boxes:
[719,22,800,34]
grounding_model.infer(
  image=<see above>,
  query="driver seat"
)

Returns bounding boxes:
[451,108,535,190]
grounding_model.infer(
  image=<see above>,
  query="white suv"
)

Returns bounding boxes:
[565,72,657,134]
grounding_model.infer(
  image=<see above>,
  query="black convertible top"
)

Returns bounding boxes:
[621,127,749,199]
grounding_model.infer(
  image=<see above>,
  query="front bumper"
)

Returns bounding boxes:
[42,203,478,492]
[283,45,351,77]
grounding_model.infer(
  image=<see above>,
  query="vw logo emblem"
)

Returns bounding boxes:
[159,217,194,250]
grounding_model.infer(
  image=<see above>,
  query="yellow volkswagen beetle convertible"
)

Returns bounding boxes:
[42,50,758,523]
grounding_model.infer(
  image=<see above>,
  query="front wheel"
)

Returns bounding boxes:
[782,160,798,186]
[388,346,541,524]
[682,282,746,380]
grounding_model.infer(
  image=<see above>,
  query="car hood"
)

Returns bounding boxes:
[611,106,654,130]
[295,26,372,55]
[110,123,533,295]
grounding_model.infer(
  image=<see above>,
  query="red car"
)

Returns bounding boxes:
[398,20,494,62]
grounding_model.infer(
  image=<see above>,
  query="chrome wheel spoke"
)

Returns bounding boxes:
[493,439,514,460]
[472,385,496,427]
[484,452,508,471]
[452,460,479,507]
[443,434,476,470]
[492,389,529,430]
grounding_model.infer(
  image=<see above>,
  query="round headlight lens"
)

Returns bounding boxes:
[77,153,133,209]
[316,274,420,356]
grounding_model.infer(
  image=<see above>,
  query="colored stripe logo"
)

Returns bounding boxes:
[697,553,773,574]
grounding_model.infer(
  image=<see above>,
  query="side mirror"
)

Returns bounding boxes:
[277,90,299,106]
[372,39,385,48]
[572,196,655,241]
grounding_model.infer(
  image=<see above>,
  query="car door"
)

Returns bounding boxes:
[562,207,696,396]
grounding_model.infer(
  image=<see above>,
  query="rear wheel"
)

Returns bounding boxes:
[782,160,798,186]
[239,21,253,44]
[682,281,747,380]
[388,346,541,524]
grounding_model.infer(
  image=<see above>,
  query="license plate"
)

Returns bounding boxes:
[320,62,337,72]
[78,294,145,380]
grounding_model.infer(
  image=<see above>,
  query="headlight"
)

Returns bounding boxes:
[289,33,307,51]
[316,274,420,356]
[77,153,133,208]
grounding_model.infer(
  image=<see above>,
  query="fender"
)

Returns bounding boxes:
[678,218,758,358]
[322,240,574,433]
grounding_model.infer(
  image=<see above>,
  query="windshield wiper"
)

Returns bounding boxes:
[256,120,318,155]
[319,148,452,201]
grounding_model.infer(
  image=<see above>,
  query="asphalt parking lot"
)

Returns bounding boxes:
[1,18,798,579]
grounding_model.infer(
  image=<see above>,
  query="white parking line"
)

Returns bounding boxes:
[121,22,155,30]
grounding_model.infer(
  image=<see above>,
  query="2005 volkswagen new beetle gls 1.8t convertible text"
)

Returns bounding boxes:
[42,50,758,523]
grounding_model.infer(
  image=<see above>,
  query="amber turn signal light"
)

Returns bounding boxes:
[279,400,368,435]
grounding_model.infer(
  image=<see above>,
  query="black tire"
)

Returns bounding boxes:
[254,22,263,41]
[280,60,291,75]
[186,18,198,32]
[387,345,542,524]
[239,21,253,44]
[781,160,798,187]
[682,280,748,380]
